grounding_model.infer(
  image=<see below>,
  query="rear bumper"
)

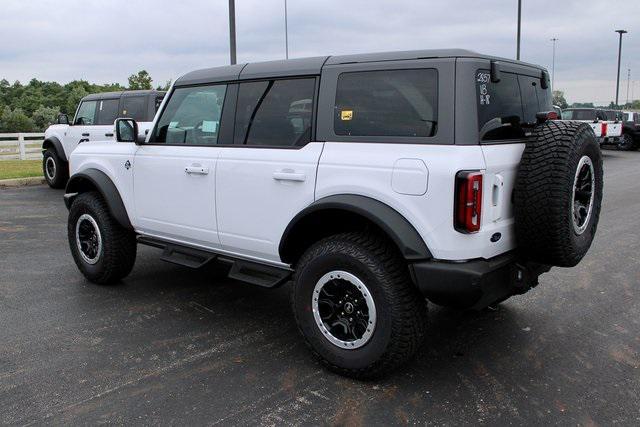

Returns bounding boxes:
[409,253,550,310]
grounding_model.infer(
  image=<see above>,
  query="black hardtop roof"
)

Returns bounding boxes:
[175,49,546,87]
[82,89,166,101]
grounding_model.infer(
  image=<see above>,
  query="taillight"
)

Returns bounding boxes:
[601,122,608,135]
[455,171,483,233]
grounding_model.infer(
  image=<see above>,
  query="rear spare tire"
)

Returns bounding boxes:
[514,120,603,267]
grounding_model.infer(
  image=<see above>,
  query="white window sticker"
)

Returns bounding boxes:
[169,121,179,128]
[202,120,219,133]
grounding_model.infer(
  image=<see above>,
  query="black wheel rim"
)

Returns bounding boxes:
[572,156,595,235]
[45,157,56,180]
[312,271,376,349]
[75,214,102,264]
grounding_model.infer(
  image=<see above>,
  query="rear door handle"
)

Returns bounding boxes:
[105,133,114,137]
[273,169,306,182]
[185,166,209,175]
[82,133,90,137]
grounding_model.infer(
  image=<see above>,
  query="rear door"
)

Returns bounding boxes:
[94,98,120,140]
[215,77,321,262]
[133,83,230,248]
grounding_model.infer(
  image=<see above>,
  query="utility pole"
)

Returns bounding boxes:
[516,0,522,60]
[615,29,627,106]
[229,0,237,65]
[550,37,558,91]
[284,0,289,59]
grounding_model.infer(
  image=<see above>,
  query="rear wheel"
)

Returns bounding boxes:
[43,149,68,188]
[68,192,137,284]
[618,133,635,151]
[291,232,427,379]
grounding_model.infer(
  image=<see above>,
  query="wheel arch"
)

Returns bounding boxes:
[64,169,133,230]
[42,137,67,162]
[279,194,432,265]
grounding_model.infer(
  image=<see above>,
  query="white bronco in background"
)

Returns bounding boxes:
[42,90,165,188]
[63,50,603,378]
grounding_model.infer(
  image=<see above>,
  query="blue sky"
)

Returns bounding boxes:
[1,0,638,104]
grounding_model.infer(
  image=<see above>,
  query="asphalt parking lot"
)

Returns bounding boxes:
[1,150,639,425]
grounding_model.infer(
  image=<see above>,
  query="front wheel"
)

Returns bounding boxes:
[68,192,137,284]
[43,149,68,188]
[291,232,428,379]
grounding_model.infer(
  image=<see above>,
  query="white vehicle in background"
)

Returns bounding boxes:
[562,108,622,146]
[42,90,165,188]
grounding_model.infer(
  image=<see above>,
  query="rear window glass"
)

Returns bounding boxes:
[563,109,597,120]
[334,69,438,137]
[476,69,552,141]
[96,98,119,125]
[121,96,147,121]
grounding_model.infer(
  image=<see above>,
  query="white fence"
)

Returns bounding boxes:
[0,133,44,160]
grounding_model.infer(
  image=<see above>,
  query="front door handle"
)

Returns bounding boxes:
[273,169,306,182]
[185,166,209,175]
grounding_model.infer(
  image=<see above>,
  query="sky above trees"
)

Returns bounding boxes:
[0,0,638,105]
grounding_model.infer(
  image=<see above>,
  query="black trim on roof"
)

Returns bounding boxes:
[82,90,166,102]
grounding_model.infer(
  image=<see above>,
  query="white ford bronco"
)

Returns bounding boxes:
[42,90,165,188]
[64,50,603,378]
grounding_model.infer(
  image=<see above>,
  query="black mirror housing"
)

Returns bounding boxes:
[115,118,139,143]
[57,114,69,125]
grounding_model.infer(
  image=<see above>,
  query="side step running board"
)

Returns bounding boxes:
[138,236,216,269]
[223,258,291,288]
[137,236,291,288]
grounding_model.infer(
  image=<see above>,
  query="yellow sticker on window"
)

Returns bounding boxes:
[341,110,353,121]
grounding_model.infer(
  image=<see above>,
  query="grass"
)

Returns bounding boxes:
[0,160,43,180]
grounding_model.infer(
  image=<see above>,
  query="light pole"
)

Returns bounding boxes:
[284,0,289,59]
[626,68,631,105]
[229,0,237,65]
[550,37,558,91]
[516,0,522,60]
[615,29,627,107]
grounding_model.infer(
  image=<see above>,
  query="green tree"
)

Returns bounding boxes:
[128,70,153,90]
[32,105,61,131]
[0,107,35,133]
[552,90,568,109]
[156,79,172,91]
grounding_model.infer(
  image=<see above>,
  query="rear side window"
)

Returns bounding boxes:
[74,101,97,125]
[334,69,438,137]
[152,85,227,145]
[477,70,552,141]
[121,96,147,121]
[96,99,119,125]
[234,78,315,147]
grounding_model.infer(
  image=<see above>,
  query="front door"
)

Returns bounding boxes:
[216,77,321,263]
[133,83,230,248]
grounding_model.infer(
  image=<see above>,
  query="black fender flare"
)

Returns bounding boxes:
[42,137,67,162]
[279,194,431,262]
[64,169,133,230]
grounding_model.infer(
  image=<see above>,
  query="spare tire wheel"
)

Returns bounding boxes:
[514,120,603,267]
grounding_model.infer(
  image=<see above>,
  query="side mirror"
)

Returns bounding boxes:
[115,118,139,143]
[57,114,69,125]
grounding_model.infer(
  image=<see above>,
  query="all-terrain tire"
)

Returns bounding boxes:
[43,148,68,189]
[514,120,603,267]
[68,192,137,284]
[291,232,428,379]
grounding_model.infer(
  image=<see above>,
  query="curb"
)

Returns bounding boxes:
[0,176,46,188]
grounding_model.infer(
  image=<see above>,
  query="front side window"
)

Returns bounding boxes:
[334,69,438,137]
[121,96,147,122]
[96,99,119,125]
[153,84,227,145]
[234,78,315,147]
[74,101,97,125]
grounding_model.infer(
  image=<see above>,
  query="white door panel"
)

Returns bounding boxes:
[216,143,323,262]
[133,145,220,247]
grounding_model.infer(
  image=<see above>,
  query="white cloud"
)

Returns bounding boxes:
[0,0,638,104]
